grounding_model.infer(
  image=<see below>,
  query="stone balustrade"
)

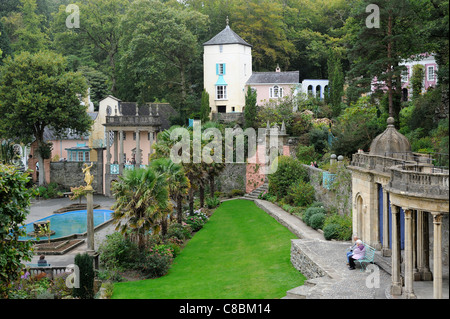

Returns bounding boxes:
[105,115,160,126]
[388,164,449,199]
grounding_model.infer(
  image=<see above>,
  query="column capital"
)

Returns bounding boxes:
[431,212,443,224]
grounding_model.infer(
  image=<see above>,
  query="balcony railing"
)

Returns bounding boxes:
[388,164,449,199]
[105,115,160,126]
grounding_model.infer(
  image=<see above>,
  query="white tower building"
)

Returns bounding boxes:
[203,19,252,114]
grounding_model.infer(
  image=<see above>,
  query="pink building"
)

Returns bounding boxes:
[371,53,438,101]
[246,67,300,106]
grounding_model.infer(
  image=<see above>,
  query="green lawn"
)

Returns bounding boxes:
[112,199,306,299]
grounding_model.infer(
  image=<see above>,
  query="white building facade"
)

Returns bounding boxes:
[203,23,252,114]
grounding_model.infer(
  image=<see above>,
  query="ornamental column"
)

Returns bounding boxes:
[390,205,402,296]
[403,208,416,299]
[431,212,443,299]
[382,188,391,256]
[119,130,124,173]
[113,130,118,164]
[135,129,141,168]
[106,130,111,164]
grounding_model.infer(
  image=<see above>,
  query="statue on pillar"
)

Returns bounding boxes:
[82,162,94,190]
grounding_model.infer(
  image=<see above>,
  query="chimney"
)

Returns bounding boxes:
[275,64,280,72]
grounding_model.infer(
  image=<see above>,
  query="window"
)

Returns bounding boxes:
[85,151,90,162]
[269,85,283,98]
[401,69,409,82]
[219,45,223,53]
[77,151,84,162]
[427,66,435,81]
[216,63,226,75]
[216,85,227,100]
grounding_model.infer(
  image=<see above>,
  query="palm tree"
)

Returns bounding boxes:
[111,167,171,247]
[150,158,190,224]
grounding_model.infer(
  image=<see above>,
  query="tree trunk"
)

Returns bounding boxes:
[209,175,215,198]
[36,137,46,186]
[188,187,194,215]
[199,185,204,208]
[177,195,183,224]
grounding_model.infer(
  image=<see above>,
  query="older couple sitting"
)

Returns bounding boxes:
[346,237,365,270]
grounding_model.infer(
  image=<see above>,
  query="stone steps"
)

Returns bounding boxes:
[284,276,335,299]
[243,182,268,200]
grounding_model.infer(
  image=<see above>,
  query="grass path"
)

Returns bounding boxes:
[112,199,306,299]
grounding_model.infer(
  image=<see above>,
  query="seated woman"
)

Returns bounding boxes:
[37,255,48,267]
[348,240,365,270]
[346,235,359,265]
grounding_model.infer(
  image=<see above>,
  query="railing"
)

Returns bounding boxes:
[350,152,416,174]
[24,266,69,280]
[105,115,160,126]
[388,164,449,198]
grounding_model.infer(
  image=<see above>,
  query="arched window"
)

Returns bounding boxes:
[269,85,283,98]
[316,85,321,99]
[307,85,313,96]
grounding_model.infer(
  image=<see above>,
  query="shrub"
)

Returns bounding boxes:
[323,223,340,240]
[150,244,174,258]
[286,180,315,207]
[309,213,326,229]
[98,232,139,271]
[73,253,95,299]
[166,223,192,241]
[268,156,309,200]
[323,214,352,240]
[185,215,205,232]
[206,196,220,209]
[137,250,173,279]
[230,189,245,197]
[302,207,326,226]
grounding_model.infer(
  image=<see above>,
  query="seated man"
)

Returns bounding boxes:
[348,240,365,270]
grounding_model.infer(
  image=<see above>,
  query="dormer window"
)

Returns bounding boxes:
[269,85,283,98]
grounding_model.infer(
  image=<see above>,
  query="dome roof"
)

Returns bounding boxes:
[369,117,412,157]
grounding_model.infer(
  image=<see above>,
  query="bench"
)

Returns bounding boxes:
[355,243,376,271]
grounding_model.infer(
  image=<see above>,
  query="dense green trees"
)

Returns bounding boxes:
[0,51,92,185]
[0,0,447,162]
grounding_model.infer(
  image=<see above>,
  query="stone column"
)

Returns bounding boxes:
[416,210,424,280]
[113,130,118,164]
[421,212,433,281]
[119,130,124,173]
[135,129,141,168]
[85,188,95,255]
[149,130,154,156]
[106,130,111,164]
[412,210,420,281]
[390,205,402,296]
[403,208,417,299]
[431,212,443,299]
[382,188,391,256]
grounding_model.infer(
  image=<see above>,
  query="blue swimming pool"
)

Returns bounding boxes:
[20,209,114,241]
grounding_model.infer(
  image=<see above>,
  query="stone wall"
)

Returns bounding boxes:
[50,162,99,192]
[303,164,352,216]
[290,239,328,279]
[215,163,246,194]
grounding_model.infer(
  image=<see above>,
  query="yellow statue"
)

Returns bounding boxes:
[82,162,94,190]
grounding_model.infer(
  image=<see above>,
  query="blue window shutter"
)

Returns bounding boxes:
[223,63,226,75]
[216,63,219,75]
